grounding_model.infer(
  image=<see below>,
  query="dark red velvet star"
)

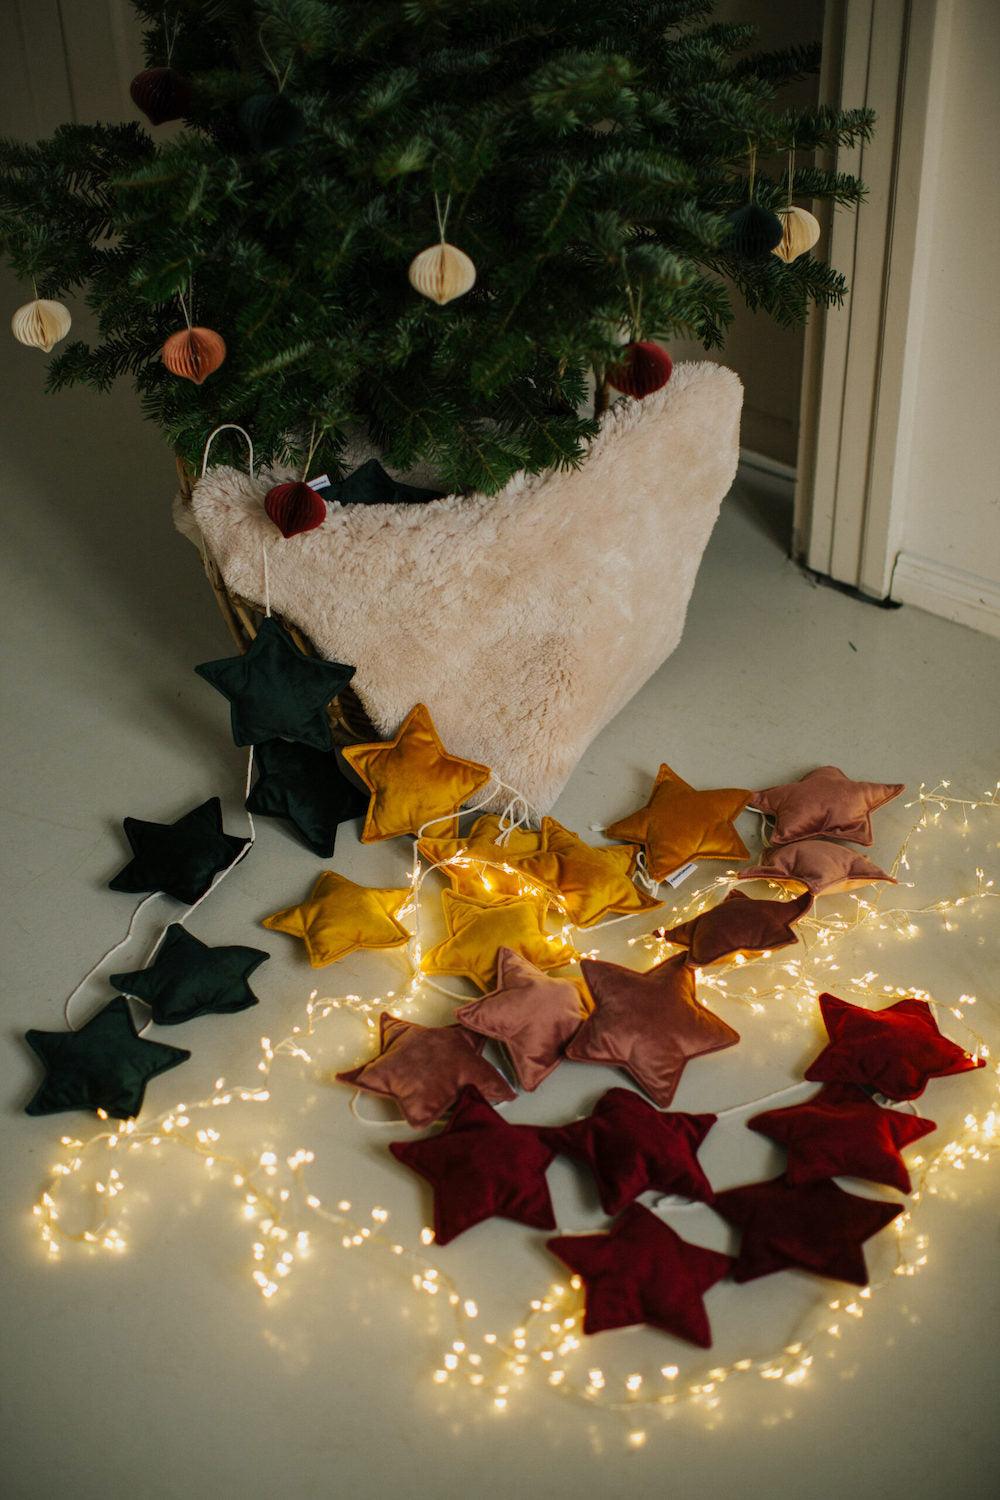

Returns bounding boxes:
[547,1202,732,1345]
[659,888,812,966]
[389,1086,556,1244]
[749,1083,936,1193]
[540,1088,716,1215]
[805,992,984,1101]
[713,1175,902,1285]
[566,954,740,1107]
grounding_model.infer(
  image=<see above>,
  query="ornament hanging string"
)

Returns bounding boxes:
[433,191,452,245]
[747,138,758,202]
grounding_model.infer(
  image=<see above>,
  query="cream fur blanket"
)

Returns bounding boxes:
[181,360,742,811]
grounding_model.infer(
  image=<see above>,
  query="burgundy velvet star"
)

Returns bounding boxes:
[736,838,895,897]
[751,765,904,847]
[335,1012,514,1128]
[389,1086,556,1244]
[455,948,590,1091]
[805,992,984,1101]
[659,888,812,967]
[566,954,740,1107]
[540,1087,716,1215]
[547,1202,732,1345]
[713,1176,903,1284]
[749,1083,936,1193]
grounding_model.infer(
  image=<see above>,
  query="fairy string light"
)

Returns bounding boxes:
[29,779,1000,1434]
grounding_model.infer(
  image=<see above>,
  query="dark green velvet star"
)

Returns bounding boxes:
[109,796,249,904]
[246,739,367,856]
[110,924,269,1025]
[327,458,443,506]
[195,617,355,750]
[24,997,190,1119]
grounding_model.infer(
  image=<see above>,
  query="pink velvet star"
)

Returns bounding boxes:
[547,1202,732,1344]
[736,838,896,896]
[454,947,590,1091]
[659,888,811,966]
[566,954,740,1107]
[713,1175,903,1285]
[541,1087,716,1215]
[805,993,985,1101]
[751,766,904,847]
[748,1083,936,1193]
[389,1086,556,1244]
[335,1012,514,1128]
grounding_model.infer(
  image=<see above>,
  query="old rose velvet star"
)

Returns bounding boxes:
[24,997,189,1119]
[659,888,812,967]
[805,992,984,1100]
[547,1202,732,1344]
[337,1014,514,1129]
[541,1088,716,1215]
[736,838,896,896]
[389,1085,556,1243]
[751,765,904,847]
[515,818,662,927]
[109,796,249,905]
[566,954,740,1107]
[246,738,367,857]
[110,923,269,1025]
[261,871,411,967]
[342,702,491,842]
[422,890,576,992]
[713,1175,903,1285]
[454,948,591,1090]
[748,1083,936,1193]
[417,814,548,901]
[195,616,355,751]
[605,763,751,881]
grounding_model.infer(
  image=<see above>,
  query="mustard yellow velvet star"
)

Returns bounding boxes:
[417,814,550,901]
[605,763,751,882]
[515,818,663,927]
[262,871,412,967]
[342,703,492,842]
[422,890,577,992]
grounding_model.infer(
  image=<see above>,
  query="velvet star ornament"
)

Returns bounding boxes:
[547,1202,732,1344]
[417,815,549,901]
[736,838,896,896]
[342,702,492,842]
[804,992,984,1101]
[751,765,905,847]
[195,617,355,751]
[659,888,812,967]
[541,1088,716,1215]
[24,997,189,1119]
[748,1083,936,1194]
[246,738,367,856]
[515,818,662,927]
[713,1175,903,1285]
[336,1014,514,1128]
[454,948,591,1090]
[327,458,443,506]
[566,954,740,1107]
[110,924,269,1025]
[389,1085,556,1243]
[605,763,751,881]
[262,872,411,967]
[109,796,249,905]
[422,890,576,993]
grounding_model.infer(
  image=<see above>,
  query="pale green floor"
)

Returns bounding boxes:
[2,296,999,1498]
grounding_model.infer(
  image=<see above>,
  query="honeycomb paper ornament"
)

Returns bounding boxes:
[408,242,477,305]
[130,66,193,126]
[11,298,72,353]
[773,205,822,263]
[239,93,305,152]
[607,341,673,399]
[264,481,327,539]
[725,203,784,261]
[161,327,227,385]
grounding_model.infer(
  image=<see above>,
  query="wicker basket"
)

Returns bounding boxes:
[175,453,376,747]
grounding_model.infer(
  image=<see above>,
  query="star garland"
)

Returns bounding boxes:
[28,781,999,1445]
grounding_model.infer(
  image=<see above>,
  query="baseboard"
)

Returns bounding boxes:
[738,447,797,487]
[891,551,1000,639]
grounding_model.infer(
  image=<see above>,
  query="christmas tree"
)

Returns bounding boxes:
[0,1,872,495]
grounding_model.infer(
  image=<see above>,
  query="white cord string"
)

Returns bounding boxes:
[201,423,255,478]
[261,539,272,618]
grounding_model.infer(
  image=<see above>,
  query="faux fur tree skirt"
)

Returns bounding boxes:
[180,361,743,811]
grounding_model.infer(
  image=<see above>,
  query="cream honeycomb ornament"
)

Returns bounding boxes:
[408,241,477,305]
[772,205,821,263]
[11,298,72,352]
